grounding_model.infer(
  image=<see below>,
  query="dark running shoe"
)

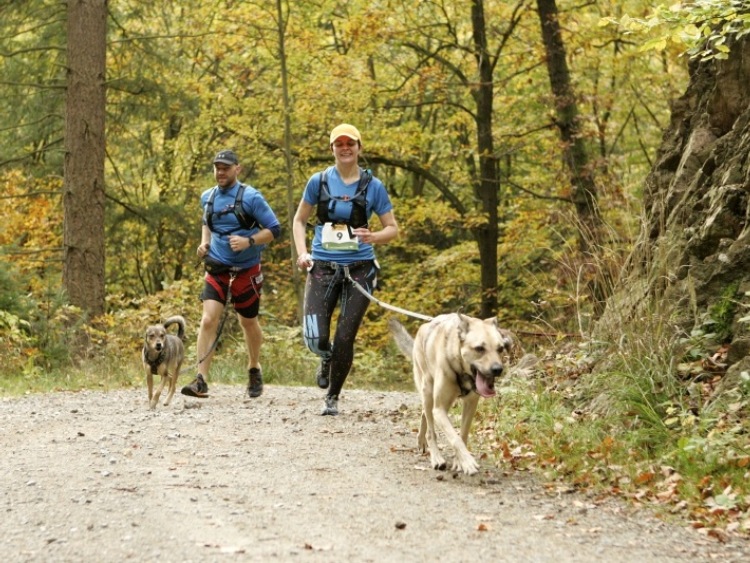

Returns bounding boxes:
[321,394,339,416]
[248,368,263,398]
[316,357,331,389]
[181,374,208,398]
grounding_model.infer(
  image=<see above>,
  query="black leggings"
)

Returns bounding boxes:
[302,260,378,397]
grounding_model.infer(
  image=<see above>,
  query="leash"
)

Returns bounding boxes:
[343,266,434,322]
[196,272,236,366]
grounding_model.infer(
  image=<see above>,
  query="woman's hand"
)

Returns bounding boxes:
[197,242,210,258]
[352,227,373,244]
[297,252,313,270]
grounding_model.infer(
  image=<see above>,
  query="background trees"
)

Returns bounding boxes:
[1,0,685,341]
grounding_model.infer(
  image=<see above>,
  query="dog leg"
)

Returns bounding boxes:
[145,367,155,408]
[421,382,447,471]
[164,362,181,406]
[432,406,480,475]
[417,411,428,454]
[451,394,482,474]
[151,373,167,410]
[431,380,480,475]
[459,393,480,446]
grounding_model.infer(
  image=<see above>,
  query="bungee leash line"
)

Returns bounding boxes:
[342,265,434,322]
[196,272,236,367]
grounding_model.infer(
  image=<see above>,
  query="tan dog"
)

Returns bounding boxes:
[389,314,514,475]
[142,316,186,409]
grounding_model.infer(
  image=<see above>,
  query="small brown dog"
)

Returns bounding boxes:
[142,316,186,409]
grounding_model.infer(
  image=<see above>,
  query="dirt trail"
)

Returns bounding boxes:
[2,385,748,562]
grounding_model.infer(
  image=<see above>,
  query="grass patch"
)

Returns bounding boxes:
[0,311,415,397]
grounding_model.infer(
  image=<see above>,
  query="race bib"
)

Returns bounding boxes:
[321,222,359,251]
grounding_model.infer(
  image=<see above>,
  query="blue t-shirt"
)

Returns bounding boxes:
[201,181,280,269]
[303,166,393,264]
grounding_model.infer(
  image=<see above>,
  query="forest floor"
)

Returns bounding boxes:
[2,384,750,562]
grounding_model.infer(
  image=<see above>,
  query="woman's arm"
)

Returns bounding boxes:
[352,211,399,245]
[293,199,315,268]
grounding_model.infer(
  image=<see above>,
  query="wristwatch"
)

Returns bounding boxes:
[248,236,256,247]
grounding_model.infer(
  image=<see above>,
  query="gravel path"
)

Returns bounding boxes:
[2,385,748,562]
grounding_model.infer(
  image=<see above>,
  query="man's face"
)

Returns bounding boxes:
[214,163,239,187]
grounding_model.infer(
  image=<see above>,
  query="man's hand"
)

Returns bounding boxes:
[228,235,252,252]
[197,242,210,258]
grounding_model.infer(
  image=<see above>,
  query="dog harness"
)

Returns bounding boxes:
[144,348,165,374]
[456,372,476,397]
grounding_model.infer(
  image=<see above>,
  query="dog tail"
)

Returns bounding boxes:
[387,317,414,359]
[163,315,186,341]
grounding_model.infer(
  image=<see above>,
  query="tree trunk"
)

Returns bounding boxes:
[471,0,499,318]
[63,0,107,318]
[536,0,600,250]
[275,0,304,322]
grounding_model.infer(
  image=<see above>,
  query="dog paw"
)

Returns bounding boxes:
[452,458,479,475]
[430,453,447,471]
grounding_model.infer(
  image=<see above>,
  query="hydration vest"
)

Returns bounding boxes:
[315,168,372,229]
[204,184,258,235]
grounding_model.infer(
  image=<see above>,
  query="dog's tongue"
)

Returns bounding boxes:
[475,374,496,398]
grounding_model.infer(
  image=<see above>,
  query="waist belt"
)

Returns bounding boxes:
[315,259,373,270]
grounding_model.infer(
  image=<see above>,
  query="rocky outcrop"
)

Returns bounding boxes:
[600,36,750,381]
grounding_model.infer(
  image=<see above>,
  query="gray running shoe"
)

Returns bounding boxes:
[248,368,263,398]
[316,356,331,389]
[321,394,339,416]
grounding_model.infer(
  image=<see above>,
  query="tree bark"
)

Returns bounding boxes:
[536,0,600,250]
[275,0,304,322]
[63,0,107,318]
[471,0,499,318]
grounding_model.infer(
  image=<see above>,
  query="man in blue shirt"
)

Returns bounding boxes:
[182,149,281,400]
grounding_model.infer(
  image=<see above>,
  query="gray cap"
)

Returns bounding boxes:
[213,150,239,165]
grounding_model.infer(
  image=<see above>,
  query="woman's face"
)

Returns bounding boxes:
[331,136,360,165]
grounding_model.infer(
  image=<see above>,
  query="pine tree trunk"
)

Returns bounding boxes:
[63,0,107,318]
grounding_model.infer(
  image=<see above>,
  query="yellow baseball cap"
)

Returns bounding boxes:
[329,123,361,145]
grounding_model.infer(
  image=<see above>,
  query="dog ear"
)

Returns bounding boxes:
[457,313,471,341]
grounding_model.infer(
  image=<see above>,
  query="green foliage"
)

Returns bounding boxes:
[602,0,750,61]
[707,282,740,343]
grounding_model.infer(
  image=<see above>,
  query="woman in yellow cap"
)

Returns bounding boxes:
[292,124,399,415]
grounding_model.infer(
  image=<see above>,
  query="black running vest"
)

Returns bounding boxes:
[315,168,372,229]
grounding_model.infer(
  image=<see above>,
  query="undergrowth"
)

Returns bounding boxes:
[474,298,750,538]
